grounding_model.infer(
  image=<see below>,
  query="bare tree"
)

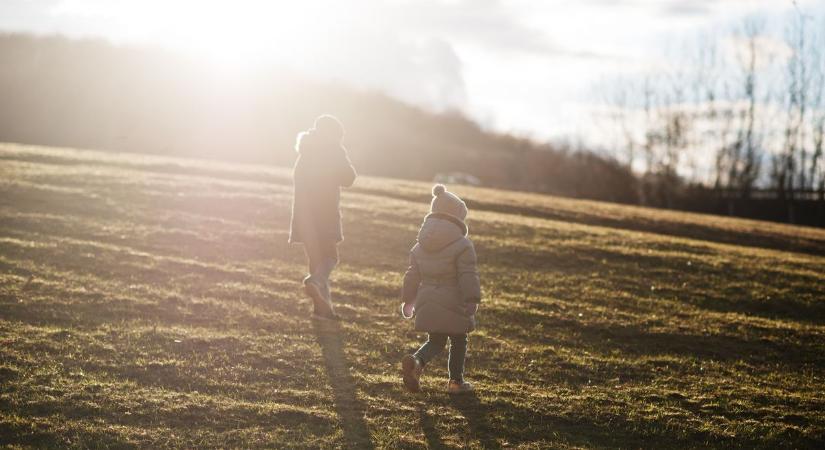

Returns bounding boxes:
[774,10,812,201]
[809,17,825,198]
[596,3,825,224]
[733,19,764,198]
[600,77,639,169]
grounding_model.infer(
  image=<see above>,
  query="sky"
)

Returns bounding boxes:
[1,0,823,145]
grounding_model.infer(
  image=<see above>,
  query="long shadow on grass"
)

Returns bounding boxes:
[312,320,375,450]
[417,405,447,449]
[349,186,825,256]
[482,242,825,326]
[416,395,499,449]
[419,392,730,449]
[448,392,501,449]
[487,306,825,371]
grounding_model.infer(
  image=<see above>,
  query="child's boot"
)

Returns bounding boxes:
[447,379,474,394]
[401,355,424,392]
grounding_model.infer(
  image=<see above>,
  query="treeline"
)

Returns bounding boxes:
[0,34,637,203]
[604,10,825,225]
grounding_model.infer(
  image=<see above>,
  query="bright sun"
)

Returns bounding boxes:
[57,0,352,68]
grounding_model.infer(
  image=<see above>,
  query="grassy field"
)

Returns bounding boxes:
[1,143,824,449]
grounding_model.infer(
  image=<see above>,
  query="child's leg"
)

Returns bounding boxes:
[447,334,468,382]
[413,333,448,365]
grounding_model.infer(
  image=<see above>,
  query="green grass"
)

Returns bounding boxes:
[1,143,824,449]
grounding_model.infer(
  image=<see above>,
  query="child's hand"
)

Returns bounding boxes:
[465,303,478,316]
[400,302,415,319]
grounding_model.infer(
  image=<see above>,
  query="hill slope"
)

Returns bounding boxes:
[0,34,638,203]
[1,143,824,449]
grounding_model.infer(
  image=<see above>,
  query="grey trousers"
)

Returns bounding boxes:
[414,333,468,382]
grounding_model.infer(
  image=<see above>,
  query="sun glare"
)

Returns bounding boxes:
[58,0,347,69]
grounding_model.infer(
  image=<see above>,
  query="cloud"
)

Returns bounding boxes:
[291,27,468,111]
[0,0,62,33]
[379,0,565,56]
[352,35,468,111]
[661,1,713,17]
[278,0,565,111]
[579,0,778,18]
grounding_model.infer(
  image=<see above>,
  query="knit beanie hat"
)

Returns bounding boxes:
[313,114,345,141]
[430,184,468,221]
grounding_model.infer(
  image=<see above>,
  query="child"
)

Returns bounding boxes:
[289,115,357,320]
[399,184,481,394]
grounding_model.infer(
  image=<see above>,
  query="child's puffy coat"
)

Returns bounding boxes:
[402,212,481,334]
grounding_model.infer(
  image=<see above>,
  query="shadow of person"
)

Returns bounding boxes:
[417,403,447,449]
[448,392,500,449]
[312,320,375,449]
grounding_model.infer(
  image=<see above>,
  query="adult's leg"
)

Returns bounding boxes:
[447,334,468,382]
[413,333,448,365]
[301,228,336,316]
[302,233,334,290]
[298,214,321,285]
[303,242,319,284]
[314,240,339,301]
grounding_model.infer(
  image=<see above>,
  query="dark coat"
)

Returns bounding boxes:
[402,213,481,334]
[288,131,357,244]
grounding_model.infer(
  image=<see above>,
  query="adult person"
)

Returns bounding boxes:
[289,115,357,320]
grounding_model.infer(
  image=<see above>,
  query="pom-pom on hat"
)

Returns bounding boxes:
[430,184,468,221]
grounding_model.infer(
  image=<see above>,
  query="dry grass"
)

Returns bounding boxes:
[1,143,824,449]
